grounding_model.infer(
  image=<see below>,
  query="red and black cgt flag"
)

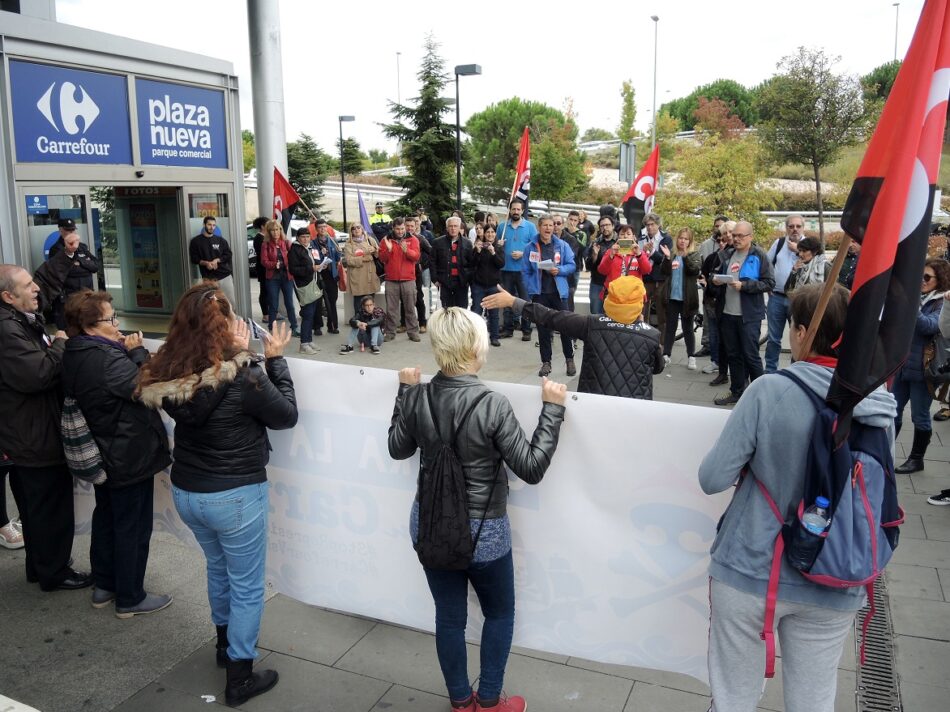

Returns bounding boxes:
[511,127,531,206]
[827,0,950,437]
[622,144,659,230]
[273,167,301,233]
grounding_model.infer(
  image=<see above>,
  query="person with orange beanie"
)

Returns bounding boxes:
[482,276,664,399]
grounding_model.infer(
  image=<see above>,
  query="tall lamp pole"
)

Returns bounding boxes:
[396,52,402,167]
[338,115,355,227]
[892,3,900,62]
[454,64,482,213]
[651,15,659,149]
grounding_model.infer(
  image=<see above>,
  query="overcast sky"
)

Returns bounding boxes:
[56,0,924,159]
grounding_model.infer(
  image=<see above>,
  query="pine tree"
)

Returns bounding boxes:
[286,133,332,215]
[382,34,457,232]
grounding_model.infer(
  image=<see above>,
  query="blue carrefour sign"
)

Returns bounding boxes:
[9,61,133,165]
[136,79,228,169]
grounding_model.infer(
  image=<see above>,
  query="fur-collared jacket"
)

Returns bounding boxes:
[138,352,298,493]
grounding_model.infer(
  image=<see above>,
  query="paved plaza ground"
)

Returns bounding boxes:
[1,293,948,712]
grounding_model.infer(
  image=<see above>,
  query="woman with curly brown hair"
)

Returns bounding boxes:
[137,282,298,707]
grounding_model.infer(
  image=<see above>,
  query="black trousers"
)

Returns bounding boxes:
[439,282,469,309]
[719,314,764,396]
[257,275,269,318]
[91,478,155,608]
[663,300,696,357]
[316,275,339,331]
[10,464,75,589]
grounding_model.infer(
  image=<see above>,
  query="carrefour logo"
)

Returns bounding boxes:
[9,61,130,163]
[37,82,100,135]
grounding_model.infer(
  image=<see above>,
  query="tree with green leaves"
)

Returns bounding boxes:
[382,34,456,231]
[464,98,580,205]
[755,48,869,243]
[661,79,756,130]
[533,118,588,204]
[286,133,332,215]
[581,127,615,142]
[336,136,366,175]
[241,129,255,174]
[671,133,777,238]
[618,80,637,142]
[861,60,901,102]
[367,148,389,168]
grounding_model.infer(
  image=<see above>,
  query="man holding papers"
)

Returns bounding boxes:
[521,215,577,377]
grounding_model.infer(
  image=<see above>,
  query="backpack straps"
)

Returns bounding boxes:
[752,476,786,679]
[771,237,786,267]
[424,384,496,551]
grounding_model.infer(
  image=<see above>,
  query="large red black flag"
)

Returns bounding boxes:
[827,0,950,436]
[622,144,659,229]
[273,167,301,233]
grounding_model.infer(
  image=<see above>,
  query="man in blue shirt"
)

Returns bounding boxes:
[522,215,576,377]
[497,200,538,341]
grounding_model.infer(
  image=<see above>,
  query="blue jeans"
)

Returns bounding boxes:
[765,293,790,373]
[172,482,269,661]
[534,292,574,363]
[299,299,318,343]
[500,271,530,334]
[719,314,764,395]
[348,325,382,348]
[266,274,298,330]
[589,281,605,315]
[891,374,933,433]
[471,284,501,340]
[423,550,515,702]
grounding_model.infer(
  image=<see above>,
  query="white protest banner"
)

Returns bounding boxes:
[74,357,731,684]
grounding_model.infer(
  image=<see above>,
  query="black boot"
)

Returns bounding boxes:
[215,625,228,668]
[896,428,932,474]
[225,658,279,707]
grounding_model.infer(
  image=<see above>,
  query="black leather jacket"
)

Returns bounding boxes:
[138,353,297,493]
[388,373,565,519]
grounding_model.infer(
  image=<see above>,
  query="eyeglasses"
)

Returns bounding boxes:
[787,224,804,229]
[733,232,752,239]
[96,314,119,325]
[923,274,936,282]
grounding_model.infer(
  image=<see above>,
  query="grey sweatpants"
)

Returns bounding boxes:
[708,578,856,712]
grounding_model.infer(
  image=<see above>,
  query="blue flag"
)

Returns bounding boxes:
[357,191,374,236]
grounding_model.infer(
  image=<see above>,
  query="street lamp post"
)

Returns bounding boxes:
[454,64,482,212]
[651,15,659,149]
[892,3,900,62]
[338,115,355,227]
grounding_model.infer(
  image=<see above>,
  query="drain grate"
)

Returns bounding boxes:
[855,573,902,711]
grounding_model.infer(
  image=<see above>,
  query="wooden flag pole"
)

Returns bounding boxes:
[798,234,853,360]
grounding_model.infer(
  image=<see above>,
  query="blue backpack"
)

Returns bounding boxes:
[752,370,903,678]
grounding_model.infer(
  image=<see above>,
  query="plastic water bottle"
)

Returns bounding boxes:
[802,496,831,535]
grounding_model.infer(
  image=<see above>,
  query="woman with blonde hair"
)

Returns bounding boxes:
[259,220,298,337]
[388,307,567,712]
[138,283,297,707]
[659,227,702,369]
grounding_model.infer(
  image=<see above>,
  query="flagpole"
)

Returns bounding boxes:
[798,235,853,360]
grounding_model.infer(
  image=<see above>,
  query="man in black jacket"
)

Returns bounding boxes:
[639,212,674,336]
[483,275,665,399]
[47,219,98,330]
[432,216,473,309]
[0,264,91,591]
[251,217,269,319]
[190,216,234,305]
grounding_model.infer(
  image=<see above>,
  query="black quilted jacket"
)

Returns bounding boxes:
[520,300,665,399]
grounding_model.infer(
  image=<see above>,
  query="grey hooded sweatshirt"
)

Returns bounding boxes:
[699,361,897,611]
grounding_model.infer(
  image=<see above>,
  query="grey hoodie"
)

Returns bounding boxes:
[699,361,897,611]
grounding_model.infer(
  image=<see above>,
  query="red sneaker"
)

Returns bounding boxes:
[475,693,526,712]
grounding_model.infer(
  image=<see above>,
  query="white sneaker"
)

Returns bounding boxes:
[663,355,671,366]
[688,357,697,370]
[298,343,318,355]
[0,521,24,549]
[702,362,717,374]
